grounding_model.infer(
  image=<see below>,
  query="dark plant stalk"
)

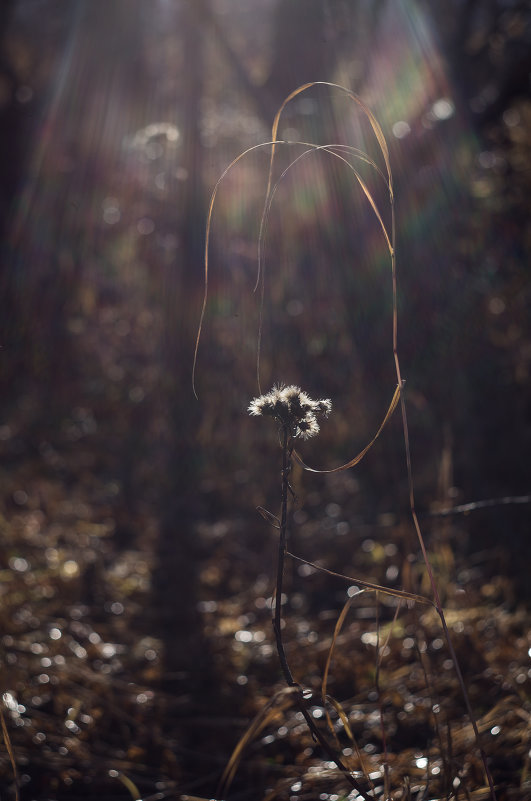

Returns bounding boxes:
[272,424,295,686]
[272,424,372,801]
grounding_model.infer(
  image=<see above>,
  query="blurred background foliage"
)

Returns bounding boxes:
[0,0,530,798]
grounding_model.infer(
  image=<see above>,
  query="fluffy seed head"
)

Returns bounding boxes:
[248,384,331,440]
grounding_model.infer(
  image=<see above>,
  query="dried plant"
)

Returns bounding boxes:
[244,385,374,796]
[196,82,497,801]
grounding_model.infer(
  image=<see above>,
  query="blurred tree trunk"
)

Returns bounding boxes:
[0,0,44,395]
[0,0,19,236]
[152,0,207,687]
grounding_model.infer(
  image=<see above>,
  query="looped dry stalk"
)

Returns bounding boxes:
[197,81,497,801]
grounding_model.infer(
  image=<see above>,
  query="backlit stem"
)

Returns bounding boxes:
[272,425,371,800]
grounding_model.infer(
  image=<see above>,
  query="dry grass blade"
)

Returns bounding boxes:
[324,696,374,796]
[320,594,376,793]
[217,686,301,799]
[262,81,393,303]
[113,770,142,800]
[257,141,393,282]
[321,595,356,737]
[179,796,220,801]
[0,703,19,801]
[256,505,281,528]
[192,139,293,398]
[293,383,402,474]
[375,596,403,801]
[325,695,355,744]
[255,138,394,390]
[269,81,392,198]
[288,552,434,608]
[255,83,394,392]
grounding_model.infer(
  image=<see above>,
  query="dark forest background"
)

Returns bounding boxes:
[0,1,530,799]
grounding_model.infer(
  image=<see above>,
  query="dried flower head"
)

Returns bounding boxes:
[248,384,332,439]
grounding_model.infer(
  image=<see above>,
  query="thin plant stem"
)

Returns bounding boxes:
[272,424,295,686]
[272,424,372,801]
